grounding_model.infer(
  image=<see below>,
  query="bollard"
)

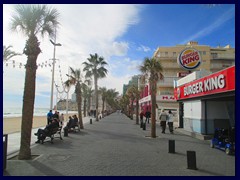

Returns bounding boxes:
[3,134,8,171]
[90,119,92,124]
[187,151,197,170]
[64,127,68,137]
[168,140,175,153]
[143,123,146,130]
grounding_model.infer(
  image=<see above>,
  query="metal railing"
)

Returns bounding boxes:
[3,134,8,171]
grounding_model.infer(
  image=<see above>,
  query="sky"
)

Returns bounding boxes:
[3,4,235,109]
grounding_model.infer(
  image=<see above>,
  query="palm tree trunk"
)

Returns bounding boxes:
[136,97,139,124]
[87,95,91,115]
[102,99,105,117]
[131,99,134,119]
[83,98,87,117]
[95,75,99,121]
[76,84,84,129]
[18,34,40,160]
[151,81,157,138]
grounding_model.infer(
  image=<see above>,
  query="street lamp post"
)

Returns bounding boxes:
[50,39,62,110]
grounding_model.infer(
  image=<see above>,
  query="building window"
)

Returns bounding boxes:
[202,51,206,55]
[211,53,218,58]
[173,52,176,57]
[165,52,168,57]
[157,52,161,57]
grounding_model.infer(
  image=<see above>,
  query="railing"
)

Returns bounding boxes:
[210,63,234,69]
[3,134,8,171]
[157,77,180,87]
[211,54,235,60]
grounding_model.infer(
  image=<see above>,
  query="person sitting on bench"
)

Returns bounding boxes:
[34,118,59,143]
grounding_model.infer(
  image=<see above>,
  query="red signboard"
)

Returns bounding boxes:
[174,66,235,100]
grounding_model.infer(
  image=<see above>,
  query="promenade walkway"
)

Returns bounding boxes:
[4,113,235,176]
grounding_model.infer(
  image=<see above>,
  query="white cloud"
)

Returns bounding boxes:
[137,45,151,52]
[181,6,234,44]
[3,4,142,107]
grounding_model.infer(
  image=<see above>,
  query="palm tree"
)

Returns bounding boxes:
[99,87,108,116]
[119,94,130,115]
[106,89,119,111]
[126,86,135,119]
[81,83,88,117]
[65,67,84,129]
[3,45,21,62]
[140,57,163,138]
[83,53,108,121]
[87,87,94,115]
[10,5,59,160]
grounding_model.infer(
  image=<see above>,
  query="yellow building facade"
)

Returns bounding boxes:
[149,41,235,115]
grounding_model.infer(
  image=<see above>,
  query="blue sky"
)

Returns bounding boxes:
[3,4,235,109]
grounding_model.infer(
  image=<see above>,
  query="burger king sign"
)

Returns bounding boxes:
[178,48,202,70]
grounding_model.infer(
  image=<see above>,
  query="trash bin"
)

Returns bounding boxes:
[64,127,68,137]
[3,134,8,171]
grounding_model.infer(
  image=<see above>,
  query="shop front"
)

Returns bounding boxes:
[174,66,235,135]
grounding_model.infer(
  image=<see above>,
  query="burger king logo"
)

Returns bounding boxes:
[178,48,201,70]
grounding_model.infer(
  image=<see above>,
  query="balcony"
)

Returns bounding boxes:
[211,53,235,60]
[210,63,235,70]
[157,77,180,87]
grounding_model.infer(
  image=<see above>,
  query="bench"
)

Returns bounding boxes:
[41,126,63,144]
[69,122,80,133]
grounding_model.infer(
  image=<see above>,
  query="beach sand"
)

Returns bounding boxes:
[3,114,75,134]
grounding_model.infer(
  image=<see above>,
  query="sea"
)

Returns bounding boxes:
[3,107,78,118]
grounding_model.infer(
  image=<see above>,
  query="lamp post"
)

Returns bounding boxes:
[50,39,62,110]
[55,84,60,111]
[66,67,70,118]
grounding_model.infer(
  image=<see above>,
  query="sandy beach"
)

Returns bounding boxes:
[3,114,75,134]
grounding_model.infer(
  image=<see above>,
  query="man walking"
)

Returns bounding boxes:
[159,109,168,133]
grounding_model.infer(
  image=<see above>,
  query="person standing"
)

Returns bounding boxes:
[140,110,144,125]
[47,110,53,125]
[59,113,64,126]
[52,110,59,120]
[145,108,151,124]
[159,109,168,133]
[167,110,174,134]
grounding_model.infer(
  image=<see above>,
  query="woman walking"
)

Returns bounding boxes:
[167,110,174,134]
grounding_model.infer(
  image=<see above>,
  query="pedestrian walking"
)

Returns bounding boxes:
[145,108,151,124]
[167,110,174,134]
[140,109,145,125]
[159,109,168,133]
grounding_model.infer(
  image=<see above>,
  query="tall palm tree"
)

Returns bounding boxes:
[65,67,84,129]
[3,45,21,62]
[10,5,59,160]
[83,53,108,121]
[99,87,108,115]
[140,57,163,138]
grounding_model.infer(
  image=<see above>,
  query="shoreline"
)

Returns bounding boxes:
[3,113,76,134]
